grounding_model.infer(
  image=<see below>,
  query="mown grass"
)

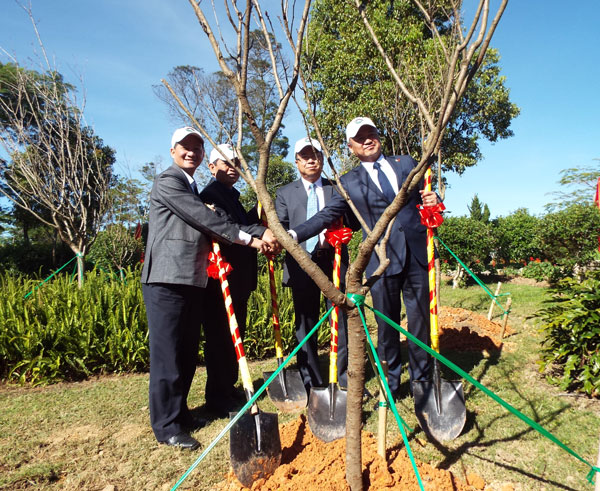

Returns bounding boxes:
[1,279,599,490]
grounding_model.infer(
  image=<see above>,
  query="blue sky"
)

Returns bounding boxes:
[1,1,598,218]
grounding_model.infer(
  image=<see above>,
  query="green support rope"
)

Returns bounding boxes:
[23,253,82,299]
[171,306,335,490]
[435,236,510,315]
[365,303,600,485]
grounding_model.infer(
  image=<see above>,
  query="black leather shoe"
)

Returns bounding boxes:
[162,432,200,450]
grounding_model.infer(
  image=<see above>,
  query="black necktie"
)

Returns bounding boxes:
[373,161,396,202]
[190,181,199,195]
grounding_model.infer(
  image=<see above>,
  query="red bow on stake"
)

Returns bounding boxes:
[206,251,233,279]
[325,225,353,247]
[417,202,446,229]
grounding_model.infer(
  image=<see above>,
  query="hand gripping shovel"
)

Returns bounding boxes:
[258,204,307,412]
[307,222,352,442]
[208,242,281,487]
[412,168,466,442]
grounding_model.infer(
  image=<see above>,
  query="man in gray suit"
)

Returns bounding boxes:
[141,127,271,450]
[275,137,349,394]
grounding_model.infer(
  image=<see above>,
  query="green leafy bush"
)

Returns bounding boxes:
[538,270,600,397]
[0,267,148,385]
[492,208,542,264]
[521,260,562,283]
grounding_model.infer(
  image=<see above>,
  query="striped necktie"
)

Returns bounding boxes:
[373,161,396,203]
[305,183,319,253]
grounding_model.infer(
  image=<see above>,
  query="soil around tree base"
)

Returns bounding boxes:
[217,414,484,490]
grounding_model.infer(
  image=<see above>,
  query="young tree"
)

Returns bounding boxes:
[545,160,600,212]
[468,193,490,222]
[169,1,508,488]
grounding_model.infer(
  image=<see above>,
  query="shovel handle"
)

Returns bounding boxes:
[424,168,440,353]
[210,241,254,396]
[257,201,284,359]
[328,243,342,385]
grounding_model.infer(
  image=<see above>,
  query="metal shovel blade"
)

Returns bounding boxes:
[412,374,466,442]
[263,367,308,412]
[229,410,281,488]
[307,384,347,443]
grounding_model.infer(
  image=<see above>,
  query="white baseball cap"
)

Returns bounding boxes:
[209,143,238,164]
[345,117,377,142]
[294,137,322,155]
[171,127,204,148]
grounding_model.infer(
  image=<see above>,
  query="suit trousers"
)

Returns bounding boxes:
[290,251,348,391]
[202,278,249,406]
[143,283,204,442]
[370,250,431,395]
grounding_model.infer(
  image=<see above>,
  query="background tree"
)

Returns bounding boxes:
[468,193,490,222]
[303,0,519,175]
[0,55,116,287]
[545,160,600,212]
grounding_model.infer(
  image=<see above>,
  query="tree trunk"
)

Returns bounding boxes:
[345,306,366,490]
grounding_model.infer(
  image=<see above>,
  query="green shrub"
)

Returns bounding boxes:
[538,270,600,397]
[521,260,562,283]
[0,267,148,385]
[492,208,542,264]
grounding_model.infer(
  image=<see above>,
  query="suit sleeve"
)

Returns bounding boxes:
[156,171,240,245]
[293,191,350,243]
[275,188,290,230]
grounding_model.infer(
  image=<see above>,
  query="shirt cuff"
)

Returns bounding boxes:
[288,229,297,241]
[235,230,252,245]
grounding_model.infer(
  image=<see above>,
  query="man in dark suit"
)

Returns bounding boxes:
[199,144,267,416]
[275,137,349,393]
[291,118,440,398]
[141,128,270,450]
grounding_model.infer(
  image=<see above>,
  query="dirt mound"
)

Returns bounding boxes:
[438,306,512,352]
[217,414,480,490]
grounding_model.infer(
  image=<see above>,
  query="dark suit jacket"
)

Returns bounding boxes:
[294,155,427,278]
[276,177,350,288]
[141,164,241,288]
[199,179,266,293]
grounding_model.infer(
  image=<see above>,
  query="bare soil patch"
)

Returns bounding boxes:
[217,414,480,490]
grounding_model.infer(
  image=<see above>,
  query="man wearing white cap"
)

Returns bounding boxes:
[141,128,268,450]
[291,118,440,399]
[199,144,276,416]
[275,137,350,393]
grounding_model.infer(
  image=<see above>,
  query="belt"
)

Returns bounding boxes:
[312,248,333,258]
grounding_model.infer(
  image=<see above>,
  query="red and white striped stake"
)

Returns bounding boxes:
[208,241,254,393]
[325,222,353,384]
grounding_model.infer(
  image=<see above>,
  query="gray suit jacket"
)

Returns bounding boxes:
[141,164,241,288]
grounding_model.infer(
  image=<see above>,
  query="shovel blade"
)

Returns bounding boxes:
[263,369,308,412]
[412,378,466,442]
[229,411,281,487]
[307,384,347,443]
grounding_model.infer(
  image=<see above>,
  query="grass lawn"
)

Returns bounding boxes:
[0,279,598,490]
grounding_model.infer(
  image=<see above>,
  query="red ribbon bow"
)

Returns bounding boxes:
[417,202,446,229]
[206,251,233,279]
[325,226,353,248]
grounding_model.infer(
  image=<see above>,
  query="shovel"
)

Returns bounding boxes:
[307,224,350,442]
[208,242,281,487]
[258,205,307,411]
[412,167,466,442]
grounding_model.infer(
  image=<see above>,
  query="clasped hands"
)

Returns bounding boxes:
[249,228,282,255]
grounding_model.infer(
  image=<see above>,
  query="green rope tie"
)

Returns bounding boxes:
[171,307,335,490]
[347,292,365,306]
[24,253,82,299]
[366,303,600,484]
[435,235,509,315]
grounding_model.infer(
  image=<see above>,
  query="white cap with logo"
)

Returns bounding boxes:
[209,143,238,164]
[171,127,204,148]
[345,117,377,142]
[294,137,322,155]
